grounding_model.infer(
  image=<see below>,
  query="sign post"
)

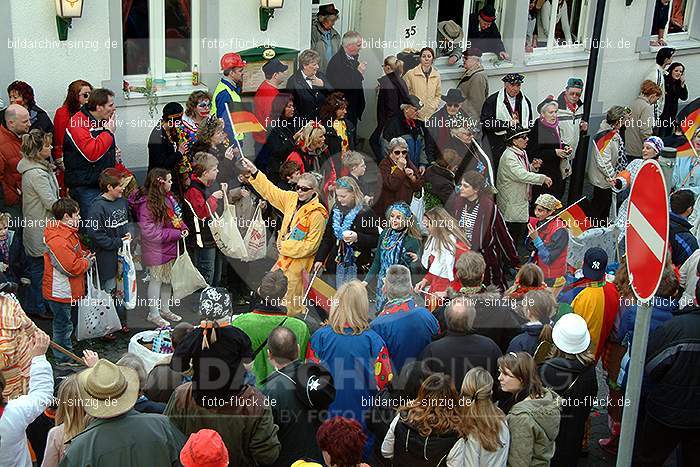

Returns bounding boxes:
[617,160,669,467]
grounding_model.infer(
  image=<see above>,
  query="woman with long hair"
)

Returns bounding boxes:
[497,352,561,467]
[42,374,92,466]
[403,47,442,121]
[307,281,393,433]
[287,121,336,200]
[363,201,421,311]
[507,290,555,360]
[539,314,598,466]
[262,93,298,183]
[381,373,461,466]
[52,79,92,195]
[659,62,688,137]
[18,129,59,319]
[176,90,213,188]
[314,177,378,287]
[129,168,188,327]
[240,156,328,316]
[414,207,469,310]
[451,367,510,466]
[320,91,356,158]
[191,116,237,187]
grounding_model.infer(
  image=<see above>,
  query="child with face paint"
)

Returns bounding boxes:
[526,194,568,287]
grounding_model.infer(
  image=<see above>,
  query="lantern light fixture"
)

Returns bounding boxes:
[55,0,84,41]
[260,0,284,31]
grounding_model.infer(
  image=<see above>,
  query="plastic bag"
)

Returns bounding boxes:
[76,263,122,340]
[118,238,137,310]
[208,196,247,259]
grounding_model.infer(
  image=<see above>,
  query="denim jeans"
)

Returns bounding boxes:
[102,276,126,324]
[192,247,222,286]
[70,186,100,222]
[48,300,73,362]
[25,255,47,315]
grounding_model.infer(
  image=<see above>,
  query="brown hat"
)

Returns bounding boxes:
[77,359,139,419]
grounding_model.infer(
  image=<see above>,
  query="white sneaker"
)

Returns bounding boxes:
[160,310,182,322]
[146,314,170,328]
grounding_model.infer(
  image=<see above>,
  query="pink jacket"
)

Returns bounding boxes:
[129,191,186,266]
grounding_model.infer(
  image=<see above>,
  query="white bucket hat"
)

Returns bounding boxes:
[552,313,591,354]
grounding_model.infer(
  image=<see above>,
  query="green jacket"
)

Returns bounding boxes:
[165,382,281,467]
[58,410,186,467]
[232,305,311,387]
[506,387,562,467]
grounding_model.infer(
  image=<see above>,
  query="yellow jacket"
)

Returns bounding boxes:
[404,65,442,121]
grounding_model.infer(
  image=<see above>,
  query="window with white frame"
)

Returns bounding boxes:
[433,0,507,54]
[657,0,694,40]
[122,0,200,83]
[531,0,591,52]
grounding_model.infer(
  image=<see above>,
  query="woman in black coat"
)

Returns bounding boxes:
[659,62,689,137]
[370,58,410,160]
[260,94,299,184]
[313,177,379,285]
[539,314,598,467]
[526,98,572,201]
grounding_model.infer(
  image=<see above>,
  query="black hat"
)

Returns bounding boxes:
[262,58,289,76]
[404,95,424,110]
[294,362,336,410]
[505,125,530,142]
[502,73,525,84]
[162,102,183,118]
[441,88,466,104]
[198,287,232,321]
[583,247,608,281]
[537,95,558,114]
[462,47,483,58]
[479,5,497,21]
[317,3,339,16]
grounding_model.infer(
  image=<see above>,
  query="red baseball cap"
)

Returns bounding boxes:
[220,53,246,71]
[180,429,229,467]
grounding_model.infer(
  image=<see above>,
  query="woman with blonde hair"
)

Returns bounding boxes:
[42,374,92,466]
[414,207,469,310]
[18,129,59,319]
[373,55,410,160]
[307,280,393,433]
[240,156,328,316]
[381,372,461,465]
[314,177,379,287]
[287,121,329,174]
[451,367,510,466]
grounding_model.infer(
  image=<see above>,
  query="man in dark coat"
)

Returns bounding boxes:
[467,5,509,60]
[147,102,185,196]
[286,49,333,122]
[669,189,699,267]
[326,31,367,129]
[480,73,533,171]
[424,88,470,163]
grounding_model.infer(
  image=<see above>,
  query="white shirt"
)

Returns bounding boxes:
[0,356,54,467]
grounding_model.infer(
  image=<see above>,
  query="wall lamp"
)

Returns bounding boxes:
[260,0,284,31]
[55,0,84,41]
[408,0,424,20]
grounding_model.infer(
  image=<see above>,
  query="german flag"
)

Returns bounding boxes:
[676,98,700,157]
[556,198,591,237]
[229,111,265,134]
[593,128,616,155]
[301,269,336,313]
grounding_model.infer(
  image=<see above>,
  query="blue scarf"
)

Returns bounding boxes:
[375,228,407,310]
[332,205,362,240]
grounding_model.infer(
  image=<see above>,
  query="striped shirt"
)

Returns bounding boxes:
[460,200,480,242]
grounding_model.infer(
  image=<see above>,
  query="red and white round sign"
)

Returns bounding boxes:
[625,160,669,302]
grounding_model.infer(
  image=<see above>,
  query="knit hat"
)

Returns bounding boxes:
[180,429,229,467]
[162,102,184,118]
[644,136,664,155]
[199,287,232,321]
[566,78,584,89]
[552,313,591,354]
[535,194,562,211]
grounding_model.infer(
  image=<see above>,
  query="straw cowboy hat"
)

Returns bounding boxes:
[437,20,464,42]
[77,359,139,419]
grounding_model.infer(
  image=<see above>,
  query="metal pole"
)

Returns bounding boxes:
[568,0,608,203]
[616,299,653,466]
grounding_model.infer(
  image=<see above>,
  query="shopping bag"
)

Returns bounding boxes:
[242,205,268,262]
[410,188,428,235]
[118,239,138,310]
[128,330,172,374]
[76,263,122,341]
[207,196,247,259]
[171,238,208,300]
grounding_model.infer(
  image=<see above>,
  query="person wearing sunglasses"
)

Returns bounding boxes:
[496,125,552,257]
[374,137,424,218]
[424,88,470,165]
[177,90,213,188]
[381,95,428,173]
[148,102,186,197]
[239,156,328,316]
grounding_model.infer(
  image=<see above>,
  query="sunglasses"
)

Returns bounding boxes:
[296,185,313,192]
[81,92,91,99]
[392,150,408,155]
[197,101,212,108]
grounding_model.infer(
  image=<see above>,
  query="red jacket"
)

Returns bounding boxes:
[42,220,91,303]
[0,124,23,207]
[529,217,568,279]
[52,105,71,195]
[253,80,279,144]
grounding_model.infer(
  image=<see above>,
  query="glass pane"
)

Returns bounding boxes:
[165,0,192,73]
[439,0,465,25]
[669,0,690,33]
[122,0,150,75]
[569,0,584,43]
[533,0,575,48]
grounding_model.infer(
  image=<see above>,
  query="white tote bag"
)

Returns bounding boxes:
[242,205,268,262]
[171,238,208,300]
[76,263,122,341]
[118,239,138,310]
[207,196,247,259]
[410,188,428,235]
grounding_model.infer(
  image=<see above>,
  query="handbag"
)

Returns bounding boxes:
[207,196,247,259]
[171,238,208,300]
[242,205,268,262]
[118,239,138,310]
[410,188,428,235]
[76,263,122,340]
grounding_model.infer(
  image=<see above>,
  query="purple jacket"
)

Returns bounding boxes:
[129,191,185,266]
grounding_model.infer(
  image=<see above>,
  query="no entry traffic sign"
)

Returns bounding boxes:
[625,160,669,302]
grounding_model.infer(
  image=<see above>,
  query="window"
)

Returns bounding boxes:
[531,0,590,52]
[122,0,200,83]
[665,0,693,37]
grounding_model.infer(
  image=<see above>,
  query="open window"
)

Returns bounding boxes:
[530,0,591,53]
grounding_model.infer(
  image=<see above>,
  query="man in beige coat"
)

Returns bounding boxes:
[457,47,489,125]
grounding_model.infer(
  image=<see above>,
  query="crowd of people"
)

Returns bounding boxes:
[1,3,700,466]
